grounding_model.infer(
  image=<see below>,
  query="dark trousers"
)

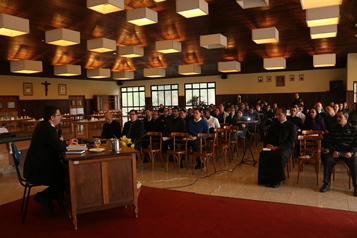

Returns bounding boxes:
[323,153,357,187]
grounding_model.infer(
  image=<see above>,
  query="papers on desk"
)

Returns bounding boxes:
[263,148,271,151]
[67,144,87,151]
[65,149,86,155]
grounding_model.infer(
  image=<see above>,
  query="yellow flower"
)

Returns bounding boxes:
[130,144,135,149]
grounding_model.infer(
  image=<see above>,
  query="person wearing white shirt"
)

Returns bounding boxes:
[203,109,220,133]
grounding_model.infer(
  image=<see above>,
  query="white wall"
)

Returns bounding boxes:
[0,75,119,99]
[119,68,347,96]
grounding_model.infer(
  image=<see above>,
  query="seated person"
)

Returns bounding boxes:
[163,107,186,152]
[226,107,238,125]
[186,108,209,169]
[24,106,77,215]
[258,108,296,188]
[100,112,121,139]
[203,108,220,133]
[145,110,164,133]
[287,105,303,130]
[122,110,145,150]
[320,111,357,197]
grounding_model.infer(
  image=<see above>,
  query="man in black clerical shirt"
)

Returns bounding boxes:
[101,112,121,139]
[258,108,296,188]
[122,110,145,150]
[287,105,303,130]
[145,110,164,133]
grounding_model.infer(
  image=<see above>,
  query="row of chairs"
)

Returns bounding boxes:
[286,130,352,188]
[140,127,245,175]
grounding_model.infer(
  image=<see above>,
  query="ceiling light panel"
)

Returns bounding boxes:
[0,13,30,37]
[252,27,279,44]
[306,5,340,27]
[176,0,209,18]
[86,0,124,14]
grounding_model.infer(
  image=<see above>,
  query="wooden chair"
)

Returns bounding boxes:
[215,128,231,166]
[224,125,239,159]
[192,133,217,175]
[332,160,352,189]
[140,132,163,171]
[301,130,324,136]
[165,132,188,174]
[296,135,322,185]
[10,142,41,223]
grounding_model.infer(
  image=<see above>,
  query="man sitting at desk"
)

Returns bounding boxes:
[100,112,121,139]
[24,106,77,216]
[258,108,296,188]
[122,110,145,150]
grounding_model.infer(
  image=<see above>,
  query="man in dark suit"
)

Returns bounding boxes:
[24,106,77,215]
[122,110,145,150]
[100,112,121,138]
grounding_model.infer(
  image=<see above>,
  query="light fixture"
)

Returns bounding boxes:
[310,25,337,39]
[300,0,341,9]
[313,53,336,67]
[237,0,269,9]
[263,57,286,70]
[113,71,134,80]
[118,45,144,58]
[54,64,81,76]
[127,7,158,26]
[10,60,43,74]
[87,68,111,78]
[0,13,29,37]
[143,68,166,78]
[176,0,209,18]
[45,28,80,46]
[87,38,116,53]
[200,34,227,49]
[218,61,241,73]
[156,40,181,54]
[306,5,339,27]
[252,27,279,44]
[154,0,166,2]
[86,0,124,14]
[178,64,201,75]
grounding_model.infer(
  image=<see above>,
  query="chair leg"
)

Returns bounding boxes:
[150,152,155,171]
[297,160,302,184]
[165,154,169,172]
[20,186,28,214]
[22,186,32,224]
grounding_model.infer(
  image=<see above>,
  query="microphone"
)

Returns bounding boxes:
[58,129,62,138]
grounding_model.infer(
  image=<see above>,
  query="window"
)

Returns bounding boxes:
[121,86,145,122]
[151,84,179,108]
[185,82,216,107]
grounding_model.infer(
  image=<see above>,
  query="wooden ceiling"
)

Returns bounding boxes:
[0,0,357,82]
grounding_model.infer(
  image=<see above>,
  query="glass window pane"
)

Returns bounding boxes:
[140,86,144,91]
[200,83,207,88]
[172,85,178,89]
[208,83,215,88]
[193,84,199,89]
[152,86,157,90]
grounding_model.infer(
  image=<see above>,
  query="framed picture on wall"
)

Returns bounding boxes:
[289,75,295,81]
[266,76,272,82]
[258,76,263,83]
[276,75,285,87]
[23,83,33,96]
[58,84,67,95]
[299,74,304,81]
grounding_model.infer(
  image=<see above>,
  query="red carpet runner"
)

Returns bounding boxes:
[1,186,356,238]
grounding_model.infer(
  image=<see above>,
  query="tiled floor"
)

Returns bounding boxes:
[1,143,356,213]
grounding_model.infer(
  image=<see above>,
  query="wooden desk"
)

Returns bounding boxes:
[65,145,139,230]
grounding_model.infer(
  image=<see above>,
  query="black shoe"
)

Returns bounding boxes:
[266,182,272,187]
[271,182,280,188]
[320,184,330,193]
[34,193,54,216]
[354,188,357,197]
[195,164,202,170]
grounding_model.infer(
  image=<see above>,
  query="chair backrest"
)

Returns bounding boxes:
[10,142,26,186]
[170,132,188,152]
[197,133,216,154]
[215,128,231,147]
[297,135,322,159]
[301,130,324,136]
[146,131,162,150]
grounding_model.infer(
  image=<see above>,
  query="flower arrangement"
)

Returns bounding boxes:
[120,135,135,149]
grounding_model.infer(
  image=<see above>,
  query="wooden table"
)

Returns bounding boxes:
[65,145,139,230]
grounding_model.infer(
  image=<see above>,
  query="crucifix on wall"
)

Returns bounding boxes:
[41,81,51,96]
